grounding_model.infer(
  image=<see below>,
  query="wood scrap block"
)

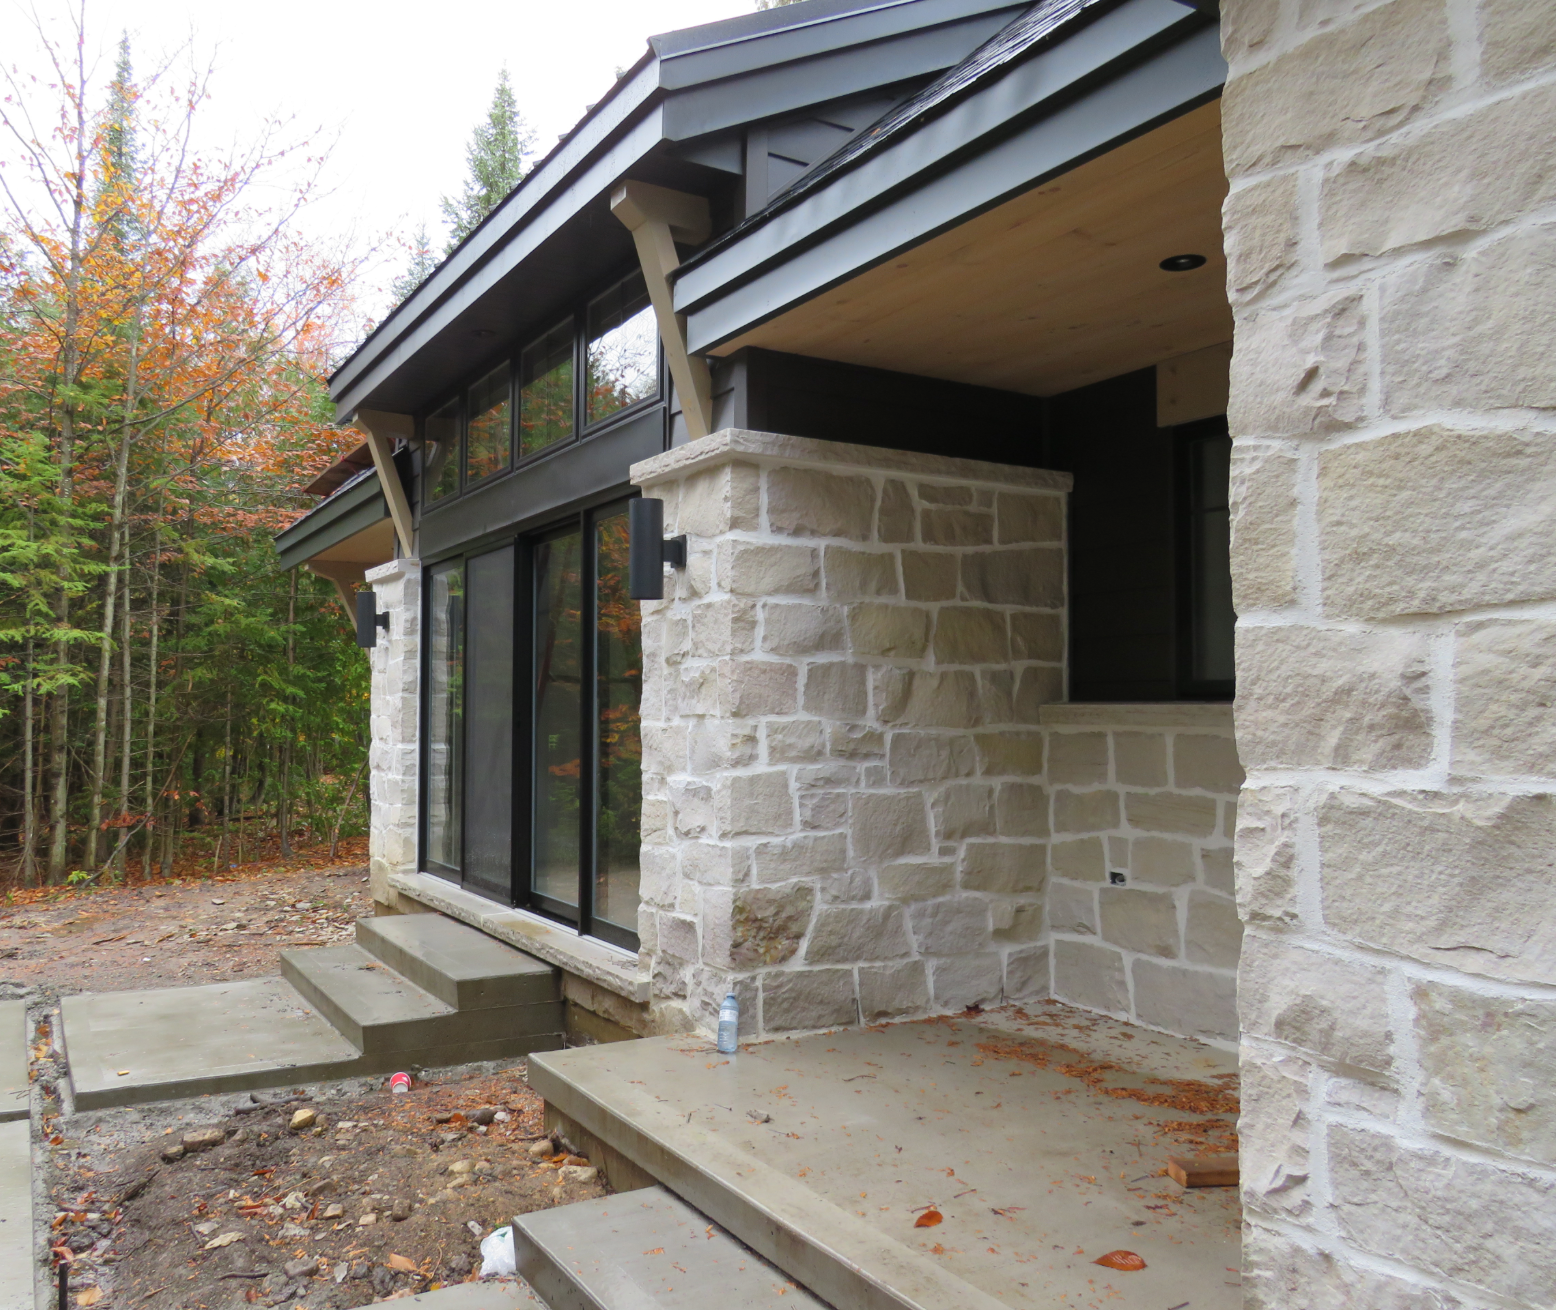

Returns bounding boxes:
[1167,1153,1239,1187]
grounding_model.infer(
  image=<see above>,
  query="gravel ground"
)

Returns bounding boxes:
[0,863,372,995]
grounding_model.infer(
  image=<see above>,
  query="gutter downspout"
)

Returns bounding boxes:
[610,181,715,439]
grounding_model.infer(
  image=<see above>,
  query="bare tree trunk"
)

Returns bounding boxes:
[141,522,161,881]
[21,639,37,886]
[278,569,297,859]
[215,691,232,873]
[110,564,133,877]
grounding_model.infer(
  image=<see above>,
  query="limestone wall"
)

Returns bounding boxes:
[1042,705,1242,1045]
[1221,0,1556,1303]
[366,559,419,913]
[633,430,1071,1036]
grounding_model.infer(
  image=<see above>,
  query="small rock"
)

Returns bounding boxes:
[322,1203,344,1220]
[432,1111,453,1125]
[448,1175,471,1189]
[192,1221,219,1236]
[290,1108,317,1131]
[334,1263,350,1284]
[526,1139,554,1159]
[447,1159,474,1175]
[279,1222,309,1240]
[469,1107,498,1126]
[559,1165,598,1184]
[494,1110,510,1123]
[358,1213,377,1226]
[473,1161,494,1176]
[282,1191,307,1210]
[389,1198,412,1221]
[182,1127,227,1153]
[371,1267,394,1297]
[335,1120,357,1130]
[283,1256,321,1279]
[160,1144,185,1162]
[439,1132,462,1146]
[349,1260,370,1280]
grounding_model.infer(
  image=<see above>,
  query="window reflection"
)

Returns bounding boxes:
[426,562,464,872]
[519,320,574,459]
[593,506,641,935]
[425,399,460,502]
[532,528,583,909]
[465,363,511,486]
[585,274,657,427]
[1187,427,1234,686]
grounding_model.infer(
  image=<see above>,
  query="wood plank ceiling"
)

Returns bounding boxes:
[714,100,1231,397]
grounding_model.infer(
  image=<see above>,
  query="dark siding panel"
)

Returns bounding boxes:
[1049,367,1178,702]
[737,347,1049,467]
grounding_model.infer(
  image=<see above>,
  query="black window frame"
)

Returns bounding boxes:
[417,488,643,953]
[414,268,662,515]
[1173,415,1235,701]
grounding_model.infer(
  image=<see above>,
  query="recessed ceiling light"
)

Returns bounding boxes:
[1159,253,1207,272]
[471,327,497,339]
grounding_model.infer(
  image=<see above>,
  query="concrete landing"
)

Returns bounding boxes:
[62,976,363,1110]
[530,1004,1242,1310]
[514,1186,824,1310]
[0,1119,33,1310]
[358,914,559,1010]
[0,1001,27,1123]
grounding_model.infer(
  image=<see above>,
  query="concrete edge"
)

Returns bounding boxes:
[629,427,1074,493]
[0,1002,25,1125]
[527,1049,1010,1310]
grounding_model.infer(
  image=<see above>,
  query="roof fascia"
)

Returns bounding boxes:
[274,475,389,571]
[330,59,663,405]
[676,0,1223,352]
[660,6,1025,142]
[653,0,1025,88]
[333,109,666,419]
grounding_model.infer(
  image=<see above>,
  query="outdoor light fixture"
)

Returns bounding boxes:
[1159,253,1207,272]
[628,498,687,600]
[355,591,390,649]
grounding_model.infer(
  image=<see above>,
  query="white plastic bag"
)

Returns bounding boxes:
[478,1225,516,1278]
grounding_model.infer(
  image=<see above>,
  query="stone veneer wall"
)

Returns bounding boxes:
[366,559,419,913]
[633,430,1070,1037]
[1042,704,1243,1045]
[1221,0,1556,1305]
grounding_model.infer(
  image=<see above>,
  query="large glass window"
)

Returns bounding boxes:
[425,399,460,502]
[1181,419,1235,696]
[465,362,511,486]
[585,273,657,427]
[425,562,464,873]
[422,498,643,949]
[519,319,574,459]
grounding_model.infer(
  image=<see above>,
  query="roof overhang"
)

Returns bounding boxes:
[274,474,394,575]
[327,0,1031,422]
[673,0,1226,377]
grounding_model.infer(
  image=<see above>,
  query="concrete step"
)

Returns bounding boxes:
[356,914,558,1011]
[281,944,563,1060]
[370,1281,541,1309]
[0,1001,27,1123]
[0,1120,31,1310]
[512,1187,825,1310]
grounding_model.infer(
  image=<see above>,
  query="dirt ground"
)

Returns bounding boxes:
[0,859,372,995]
[6,856,607,1306]
[46,1061,606,1306]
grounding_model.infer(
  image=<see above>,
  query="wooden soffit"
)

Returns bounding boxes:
[714,100,1231,397]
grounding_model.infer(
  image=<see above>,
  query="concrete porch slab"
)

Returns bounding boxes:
[61,977,363,1110]
[0,1119,33,1310]
[530,1003,1241,1310]
[0,1001,28,1123]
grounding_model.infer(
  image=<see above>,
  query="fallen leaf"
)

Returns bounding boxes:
[914,1210,943,1228]
[76,1290,102,1306]
[204,1231,245,1250]
[1094,1250,1147,1271]
[386,1253,417,1272]
[643,1247,665,1255]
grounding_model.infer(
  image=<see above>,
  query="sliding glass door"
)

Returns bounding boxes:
[422,498,642,949]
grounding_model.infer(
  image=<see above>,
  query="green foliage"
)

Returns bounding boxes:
[440,69,537,253]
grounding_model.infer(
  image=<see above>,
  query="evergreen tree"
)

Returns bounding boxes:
[390,221,438,305]
[440,69,536,253]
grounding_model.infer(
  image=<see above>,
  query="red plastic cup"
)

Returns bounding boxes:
[389,1072,412,1094]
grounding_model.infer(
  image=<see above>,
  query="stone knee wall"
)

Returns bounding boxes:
[633,430,1070,1037]
[366,559,419,913]
[1221,0,1556,1304]
[1041,705,1243,1045]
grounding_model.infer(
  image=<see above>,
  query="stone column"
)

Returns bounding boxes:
[633,429,1070,1037]
[1221,0,1556,1303]
[366,559,419,914]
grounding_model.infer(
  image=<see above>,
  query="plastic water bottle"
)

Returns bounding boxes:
[716,992,739,1054]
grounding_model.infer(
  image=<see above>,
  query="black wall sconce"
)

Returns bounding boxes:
[356,591,390,648]
[628,498,687,600]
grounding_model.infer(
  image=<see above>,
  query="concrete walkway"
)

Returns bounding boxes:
[532,1004,1241,1310]
[0,1118,32,1310]
[0,1002,27,1123]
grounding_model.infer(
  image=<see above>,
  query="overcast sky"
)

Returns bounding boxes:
[0,0,748,304]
